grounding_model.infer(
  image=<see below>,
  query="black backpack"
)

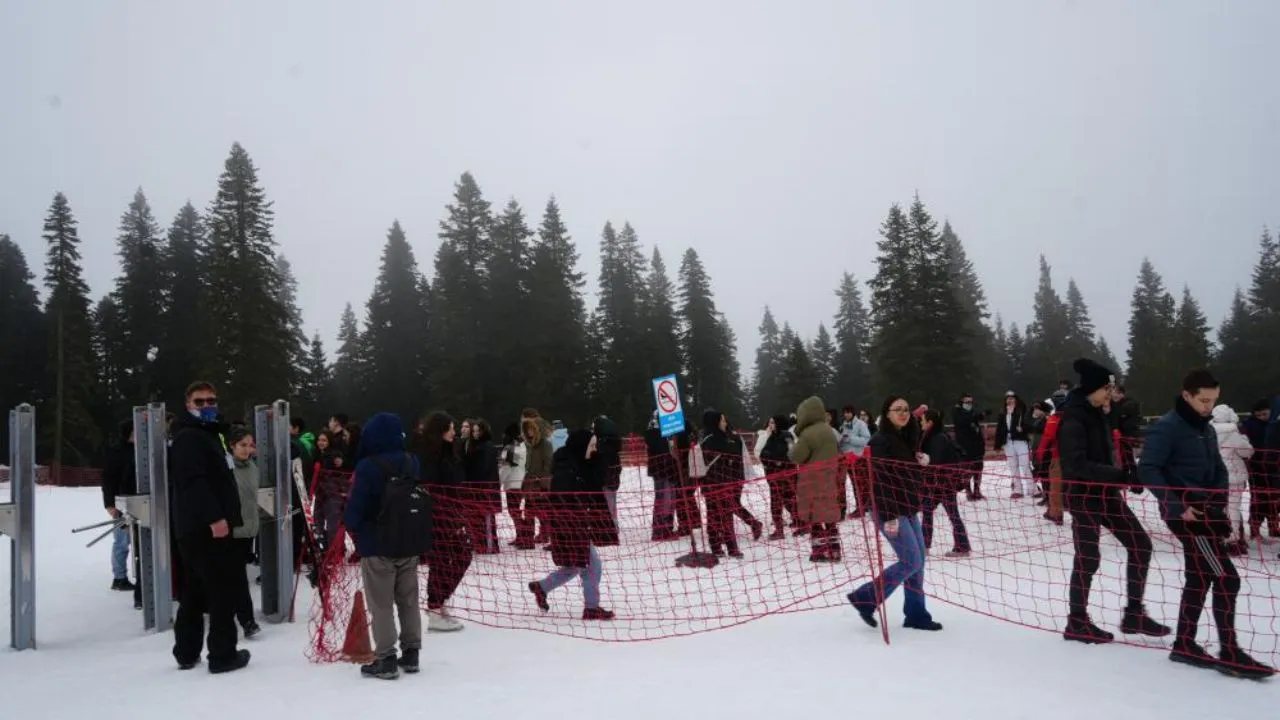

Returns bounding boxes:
[373,454,434,559]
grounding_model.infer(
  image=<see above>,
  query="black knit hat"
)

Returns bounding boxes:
[1073,358,1115,395]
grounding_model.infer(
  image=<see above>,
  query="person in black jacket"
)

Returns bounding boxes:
[169,381,251,674]
[1058,359,1169,644]
[995,391,1035,499]
[759,414,800,539]
[700,410,757,557]
[592,416,623,546]
[462,419,501,555]
[644,415,679,541]
[527,428,616,620]
[413,411,472,633]
[952,394,987,500]
[919,410,970,557]
[102,421,138,596]
[846,396,941,631]
[1109,385,1142,479]
[1141,369,1274,678]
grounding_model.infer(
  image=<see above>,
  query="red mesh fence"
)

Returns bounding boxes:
[307,439,1280,672]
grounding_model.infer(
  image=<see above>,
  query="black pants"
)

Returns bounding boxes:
[704,485,739,554]
[1068,496,1152,619]
[234,538,256,628]
[173,534,245,664]
[921,493,971,552]
[1169,520,1240,649]
[763,461,797,529]
[425,520,474,609]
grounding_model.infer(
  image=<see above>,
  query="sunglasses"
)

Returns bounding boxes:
[191,397,218,408]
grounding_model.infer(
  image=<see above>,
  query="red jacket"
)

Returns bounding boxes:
[1036,414,1062,465]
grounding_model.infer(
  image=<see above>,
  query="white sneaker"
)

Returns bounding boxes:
[428,610,464,633]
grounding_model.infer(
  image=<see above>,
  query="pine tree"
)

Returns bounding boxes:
[525,197,588,422]
[868,203,919,400]
[678,248,742,420]
[275,254,309,396]
[595,221,650,428]
[41,192,98,468]
[153,203,205,404]
[429,172,493,417]
[942,221,998,404]
[831,272,873,408]
[364,221,429,424]
[1007,322,1031,401]
[0,235,45,450]
[1126,258,1178,405]
[810,323,837,401]
[1171,285,1212,373]
[1063,279,1098,363]
[111,188,165,402]
[202,143,292,416]
[1024,256,1072,395]
[90,294,129,445]
[777,334,819,409]
[296,333,332,426]
[1214,288,1259,406]
[991,315,1013,396]
[331,303,369,417]
[642,247,683,387]
[484,199,534,419]
[1096,336,1122,382]
[752,306,785,422]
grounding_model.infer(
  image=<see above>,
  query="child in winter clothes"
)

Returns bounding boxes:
[1211,405,1253,555]
[226,426,262,639]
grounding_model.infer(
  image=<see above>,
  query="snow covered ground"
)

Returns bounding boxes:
[1,470,1278,720]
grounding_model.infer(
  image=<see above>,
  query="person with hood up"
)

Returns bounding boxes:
[1209,405,1253,555]
[995,391,1035,499]
[699,410,754,557]
[791,397,843,561]
[168,381,251,674]
[645,412,680,541]
[846,396,942,632]
[521,413,555,546]
[756,414,800,540]
[343,412,427,679]
[952,393,987,501]
[1059,359,1168,645]
[1140,370,1274,678]
[527,428,616,620]
[226,426,262,640]
[414,411,472,633]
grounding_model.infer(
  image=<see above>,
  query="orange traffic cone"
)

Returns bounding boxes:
[341,590,374,664]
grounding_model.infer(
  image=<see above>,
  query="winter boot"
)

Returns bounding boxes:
[208,649,251,675]
[397,648,420,674]
[242,621,262,640]
[1120,605,1171,637]
[173,648,201,671]
[528,581,550,612]
[846,591,877,628]
[360,654,400,680]
[1218,645,1277,679]
[110,578,136,592]
[582,607,616,621]
[904,616,943,631]
[1063,615,1114,644]
[1169,640,1216,670]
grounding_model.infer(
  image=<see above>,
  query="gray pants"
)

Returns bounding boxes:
[360,556,423,659]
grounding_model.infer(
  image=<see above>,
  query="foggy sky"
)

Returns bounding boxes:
[3,0,1278,395]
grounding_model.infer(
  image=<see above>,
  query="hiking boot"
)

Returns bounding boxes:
[1120,607,1171,637]
[360,654,400,680]
[427,609,464,633]
[528,581,550,612]
[582,607,615,621]
[208,649,251,674]
[397,648,420,674]
[1063,615,1114,644]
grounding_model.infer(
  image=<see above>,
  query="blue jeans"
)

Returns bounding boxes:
[849,514,930,621]
[538,545,603,608]
[111,525,130,580]
[652,474,676,533]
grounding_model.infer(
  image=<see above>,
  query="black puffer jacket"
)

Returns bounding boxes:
[1057,390,1128,510]
[168,412,242,540]
[868,426,923,519]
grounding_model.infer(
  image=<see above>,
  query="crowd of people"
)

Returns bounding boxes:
[97,358,1280,681]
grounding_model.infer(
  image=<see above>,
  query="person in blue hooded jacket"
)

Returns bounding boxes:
[1140,369,1274,679]
[343,412,424,680]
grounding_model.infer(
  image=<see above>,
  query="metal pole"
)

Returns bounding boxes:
[5,404,37,650]
[146,402,172,632]
[270,400,293,623]
[132,406,155,630]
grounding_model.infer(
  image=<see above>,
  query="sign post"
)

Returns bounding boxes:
[652,375,718,569]
[2,404,37,649]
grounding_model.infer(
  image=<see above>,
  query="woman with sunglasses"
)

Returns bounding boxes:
[845,396,942,632]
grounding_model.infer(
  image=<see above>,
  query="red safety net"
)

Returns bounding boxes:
[307,442,1280,670]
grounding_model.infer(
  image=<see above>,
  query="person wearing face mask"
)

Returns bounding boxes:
[169,381,251,674]
[226,426,262,640]
[952,394,986,500]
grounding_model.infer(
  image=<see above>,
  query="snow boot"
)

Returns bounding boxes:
[360,654,400,680]
[111,578,135,592]
[397,648,420,674]
[1063,615,1114,644]
[1217,645,1277,680]
[242,621,262,640]
[1120,606,1171,637]
[208,649,251,675]
[1169,640,1217,670]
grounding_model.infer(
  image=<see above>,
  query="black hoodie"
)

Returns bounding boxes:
[168,411,242,540]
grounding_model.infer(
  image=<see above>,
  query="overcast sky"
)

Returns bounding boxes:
[3,0,1278,384]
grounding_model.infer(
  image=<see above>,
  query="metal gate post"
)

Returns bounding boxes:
[127,403,173,633]
[254,401,294,623]
[1,404,37,650]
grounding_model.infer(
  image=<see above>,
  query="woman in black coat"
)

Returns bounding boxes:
[699,410,761,557]
[527,428,616,620]
[758,414,800,539]
[413,412,473,633]
[463,419,502,554]
[919,410,971,557]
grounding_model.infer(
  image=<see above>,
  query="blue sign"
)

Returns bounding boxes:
[652,374,685,438]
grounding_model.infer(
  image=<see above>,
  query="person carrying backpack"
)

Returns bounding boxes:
[343,412,432,681]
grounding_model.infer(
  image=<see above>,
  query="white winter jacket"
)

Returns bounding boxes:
[1211,405,1253,490]
[499,441,528,490]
